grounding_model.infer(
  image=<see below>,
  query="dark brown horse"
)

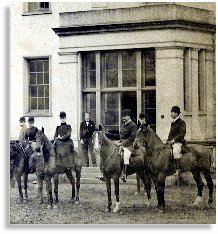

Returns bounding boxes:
[92,125,152,213]
[10,141,33,203]
[35,129,83,209]
[133,123,214,212]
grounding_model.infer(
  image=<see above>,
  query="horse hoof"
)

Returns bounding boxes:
[75,200,79,205]
[193,196,203,207]
[135,192,140,196]
[105,208,111,212]
[158,209,164,214]
[145,200,151,208]
[53,204,59,209]
[113,206,120,213]
[47,205,52,209]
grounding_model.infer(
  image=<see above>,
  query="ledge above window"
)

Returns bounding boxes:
[23,111,53,117]
[22,11,52,16]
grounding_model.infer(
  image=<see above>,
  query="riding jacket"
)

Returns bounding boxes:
[54,123,72,142]
[167,117,186,144]
[120,120,137,147]
[19,125,28,143]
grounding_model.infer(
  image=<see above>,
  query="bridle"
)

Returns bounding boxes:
[92,131,117,171]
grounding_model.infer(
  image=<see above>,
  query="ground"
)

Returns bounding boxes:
[10,182,216,224]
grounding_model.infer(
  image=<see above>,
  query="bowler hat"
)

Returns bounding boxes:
[171,106,181,114]
[59,111,66,118]
[19,117,26,123]
[28,116,35,123]
[122,109,131,116]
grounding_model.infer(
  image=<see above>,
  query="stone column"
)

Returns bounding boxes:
[58,52,79,143]
[156,48,184,140]
[205,51,214,139]
[191,49,199,140]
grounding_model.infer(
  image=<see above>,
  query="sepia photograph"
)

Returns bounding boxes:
[9,1,216,225]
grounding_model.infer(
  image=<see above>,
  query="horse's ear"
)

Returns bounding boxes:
[41,127,44,134]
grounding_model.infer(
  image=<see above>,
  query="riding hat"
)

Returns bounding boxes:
[19,116,26,123]
[59,111,66,118]
[28,116,35,123]
[122,109,131,116]
[171,106,181,114]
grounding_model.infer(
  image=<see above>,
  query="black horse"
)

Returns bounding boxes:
[133,123,214,212]
[10,141,33,203]
[92,125,152,213]
[35,128,83,209]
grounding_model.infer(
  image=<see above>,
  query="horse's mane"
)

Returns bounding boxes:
[38,131,55,163]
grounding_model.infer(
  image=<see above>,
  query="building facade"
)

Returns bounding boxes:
[10,2,216,147]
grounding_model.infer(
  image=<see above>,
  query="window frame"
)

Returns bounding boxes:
[23,56,52,117]
[22,2,52,16]
[82,49,156,131]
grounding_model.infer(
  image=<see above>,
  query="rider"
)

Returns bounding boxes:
[54,111,74,153]
[117,109,138,182]
[25,116,39,184]
[167,106,187,175]
[18,116,27,144]
[138,113,147,128]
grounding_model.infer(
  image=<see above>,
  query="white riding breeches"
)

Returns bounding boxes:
[172,143,182,159]
[123,147,131,165]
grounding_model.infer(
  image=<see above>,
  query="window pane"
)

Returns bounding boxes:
[122,51,136,70]
[30,61,37,72]
[89,71,96,88]
[44,85,49,97]
[101,93,119,132]
[44,61,49,72]
[84,53,96,89]
[44,72,49,84]
[45,98,49,109]
[37,73,43,84]
[37,61,43,72]
[144,69,155,86]
[143,49,156,87]
[30,98,37,110]
[87,53,96,70]
[38,98,44,110]
[30,86,37,97]
[30,73,36,85]
[83,93,96,123]
[122,70,136,87]
[106,71,118,87]
[105,52,118,70]
[38,86,44,97]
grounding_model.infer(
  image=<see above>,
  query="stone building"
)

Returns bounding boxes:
[10,2,216,150]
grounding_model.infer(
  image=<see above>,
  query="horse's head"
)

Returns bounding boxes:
[133,123,150,149]
[92,124,105,153]
[35,127,45,153]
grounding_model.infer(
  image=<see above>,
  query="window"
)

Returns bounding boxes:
[27,2,50,13]
[183,48,192,112]
[28,58,50,112]
[82,49,156,132]
[198,50,206,111]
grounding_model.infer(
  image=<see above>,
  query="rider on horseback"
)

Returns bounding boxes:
[54,111,74,153]
[167,106,187,175]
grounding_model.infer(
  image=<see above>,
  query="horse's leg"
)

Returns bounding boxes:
[37,176,44,204]
[53,174,59,208]
[15,171,23,204]
[105,177,112,212]
[157,173,166,212]
[113,177,120,213]
[135,173,141,195]
[191,170,204,207]
[138,171,151,207]
[45,175,53,209]
[23,172,29,201]
[65,169,76,203]
[202,169,213,205]
[75,170,81,204]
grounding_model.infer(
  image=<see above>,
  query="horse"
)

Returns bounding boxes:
[92,125,152,213]
[10,141,33,203]
[35,128,83,209]
[133,123,214,212]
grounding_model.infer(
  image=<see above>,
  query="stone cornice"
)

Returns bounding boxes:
[53,3,215,36]
[53,20,215,36]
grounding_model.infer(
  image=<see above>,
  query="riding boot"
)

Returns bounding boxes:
[121,164,127,183]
